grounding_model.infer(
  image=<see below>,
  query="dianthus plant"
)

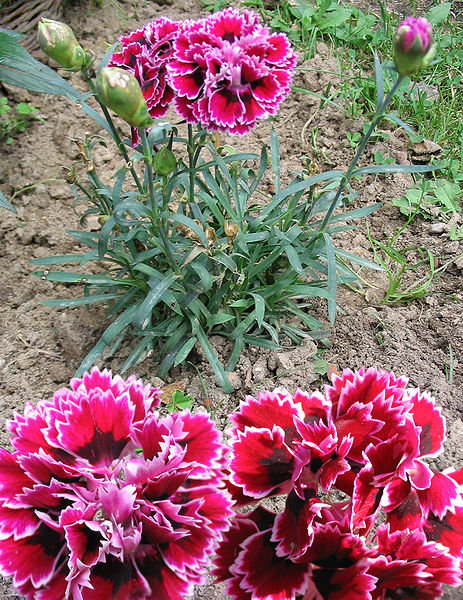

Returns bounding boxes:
[215,367,463,599]
[0,367,233,599]
[2,11,435,390]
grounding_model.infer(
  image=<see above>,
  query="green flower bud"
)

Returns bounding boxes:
[152,146,177,175]
[393,17,436,77]
[96,67,152,129]
[37,18,92,72]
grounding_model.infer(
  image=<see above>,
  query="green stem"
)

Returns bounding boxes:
[187,124,195,204]
[140,129,178,273]
[84,74,143,193]
[140,129,156,213]
[320,75,404,233]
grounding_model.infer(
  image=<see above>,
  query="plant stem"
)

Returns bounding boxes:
[187,124,195,204]
[84,73,143,193]
[320,74,404,232]
[140,128,178,273]
[140,129,156,213]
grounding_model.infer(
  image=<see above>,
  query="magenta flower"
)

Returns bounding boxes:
[216,367,463,599]
[167,8,296,134]
[109,17,181,145]
[393,16,435,76]
[0,367,233,600]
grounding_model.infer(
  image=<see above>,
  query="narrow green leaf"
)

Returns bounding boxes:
[157,333,189,380]
[226,334,244,372]
[248,145,268,196]
[253,170,344,229]
[174,337,197,367]
[96,41,120,76]
[0,188,15,213]
[41,293,121,308]
[323,233,337,324]
[133,272,177,329]
[384,113,416,136]
[211,252,237,272]
[33,271,130,286]
[98,215,117,259]
[121,335,154,373]
[229,299,251,309]
[170,213,208,247]
[242,334,280,350]
[31,251,98,265]
[241,232,270,243]
[261,321,280,344]
[250,293,265,328]
[74,305,139,376]
[352,164,439,176]
[189,260,213,292]
[327,203,382,224]
[0,31,87,102]
[195,323,234,393]
[270,128,281,194]
[335,248,385,271]
[284,245,306,278]
[79,102,113,136]
[207,312,235,326]
[248,246,282,279]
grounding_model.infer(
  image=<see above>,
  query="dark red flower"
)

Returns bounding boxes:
[219,367,463,599]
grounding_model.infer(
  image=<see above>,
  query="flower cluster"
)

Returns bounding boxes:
[0,368,232,600]
[214,367,463,599]
[108,8,296,139]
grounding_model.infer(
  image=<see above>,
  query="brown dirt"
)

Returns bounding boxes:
[0,0,462,598]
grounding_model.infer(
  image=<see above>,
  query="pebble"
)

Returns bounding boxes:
[225,371,242,390]
[428,222,445,235]
[252,357,269,383]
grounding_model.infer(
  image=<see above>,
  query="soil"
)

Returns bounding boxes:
[0,1,462,599]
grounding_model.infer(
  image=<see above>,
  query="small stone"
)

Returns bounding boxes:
[85,215,101,231]
[252,357,268,383]
[428,222,445,235]
[226,371,242,390]
[267,355,277,371]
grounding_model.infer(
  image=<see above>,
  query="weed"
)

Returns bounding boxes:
[365,217,457,304]
[392,178,462,220]
[164,389,195,413]
[0,97,42,144]
[445,343,454,383]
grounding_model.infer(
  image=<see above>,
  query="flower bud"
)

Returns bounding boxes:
[152,146,177,175]
[37,18,92,71]
[224,220,239,244]
[393,17,436,76]
[96,67,152,129]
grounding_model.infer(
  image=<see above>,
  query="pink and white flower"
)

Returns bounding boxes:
[167,8,296,134]
[0,367,232,600]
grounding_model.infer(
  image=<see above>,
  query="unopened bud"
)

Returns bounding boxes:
[96,67,152,129]
[37,18,92,71]
[98,215,110,226]
[224,220,239,243]
[152,146,177,175]
[393,17,436,76]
